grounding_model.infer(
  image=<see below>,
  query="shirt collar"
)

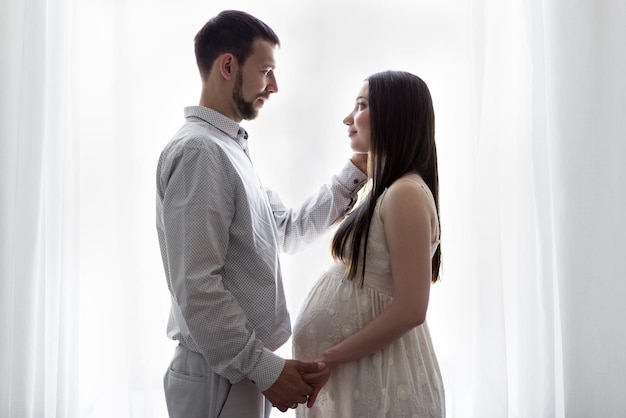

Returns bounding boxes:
[184,106,249,146]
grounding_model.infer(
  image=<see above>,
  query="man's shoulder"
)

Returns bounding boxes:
[176,120,224,148]
[156,128,238,189]
[161,121,227,158]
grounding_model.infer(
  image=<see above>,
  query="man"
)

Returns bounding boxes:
[156,10,367,418]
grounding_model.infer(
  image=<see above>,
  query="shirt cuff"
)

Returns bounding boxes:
[341,160,368,187]
[248,349,286,392]
[339,161,368,207]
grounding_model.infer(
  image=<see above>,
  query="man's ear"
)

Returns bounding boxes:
[218,53,237,81]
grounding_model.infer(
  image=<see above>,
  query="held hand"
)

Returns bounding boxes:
[350,152,368,175]
[262,360,324,411]
[300,362,331,408]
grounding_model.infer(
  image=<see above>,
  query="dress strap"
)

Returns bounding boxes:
[402,178,426,188]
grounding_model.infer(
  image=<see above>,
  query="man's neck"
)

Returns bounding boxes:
[198,84,241,123]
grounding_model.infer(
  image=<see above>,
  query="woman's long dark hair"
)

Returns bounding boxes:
[331,70,442,283]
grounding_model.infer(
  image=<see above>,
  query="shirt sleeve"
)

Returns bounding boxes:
[268,160,368,254]
[160,143,284,390]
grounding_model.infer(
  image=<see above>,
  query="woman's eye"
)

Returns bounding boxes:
[356,102,366,110]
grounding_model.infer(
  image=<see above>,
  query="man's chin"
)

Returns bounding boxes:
[246,101,266,120]
[236,103,259,121]
[242,110,259,121]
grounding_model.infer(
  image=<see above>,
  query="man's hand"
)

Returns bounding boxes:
[262,360,325,411]
[300,362,331,407]
[350,152,368,175]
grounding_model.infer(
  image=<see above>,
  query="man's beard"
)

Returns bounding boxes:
[233,71,258,120]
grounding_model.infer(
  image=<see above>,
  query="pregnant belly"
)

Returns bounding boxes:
[292,272,374,361]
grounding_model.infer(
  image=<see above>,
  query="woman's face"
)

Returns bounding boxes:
[343,82,370,154]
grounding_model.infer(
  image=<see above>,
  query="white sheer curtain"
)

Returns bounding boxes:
[1,0,79,416]
[546,0,626,415]
[433,1,565,415]
[1,0,625,417]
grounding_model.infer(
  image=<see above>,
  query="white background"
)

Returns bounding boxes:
[2,0,625,417]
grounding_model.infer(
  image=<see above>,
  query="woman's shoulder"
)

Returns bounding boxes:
[387,173,432,200]
[379,174,436,220]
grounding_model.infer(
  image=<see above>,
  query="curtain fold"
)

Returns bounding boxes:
[461,1,562,416]
[1,0,78,417]
[546,0,626,416]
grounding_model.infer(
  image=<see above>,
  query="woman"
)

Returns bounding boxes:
[293,70,445,417]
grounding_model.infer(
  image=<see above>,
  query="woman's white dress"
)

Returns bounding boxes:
[292,180,445,418]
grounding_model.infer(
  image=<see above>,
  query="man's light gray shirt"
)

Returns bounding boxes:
[156,106,366,391]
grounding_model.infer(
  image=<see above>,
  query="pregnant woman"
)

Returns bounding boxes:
[293,70,445,417]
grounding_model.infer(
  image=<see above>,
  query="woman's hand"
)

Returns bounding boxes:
[300,360,331,407]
